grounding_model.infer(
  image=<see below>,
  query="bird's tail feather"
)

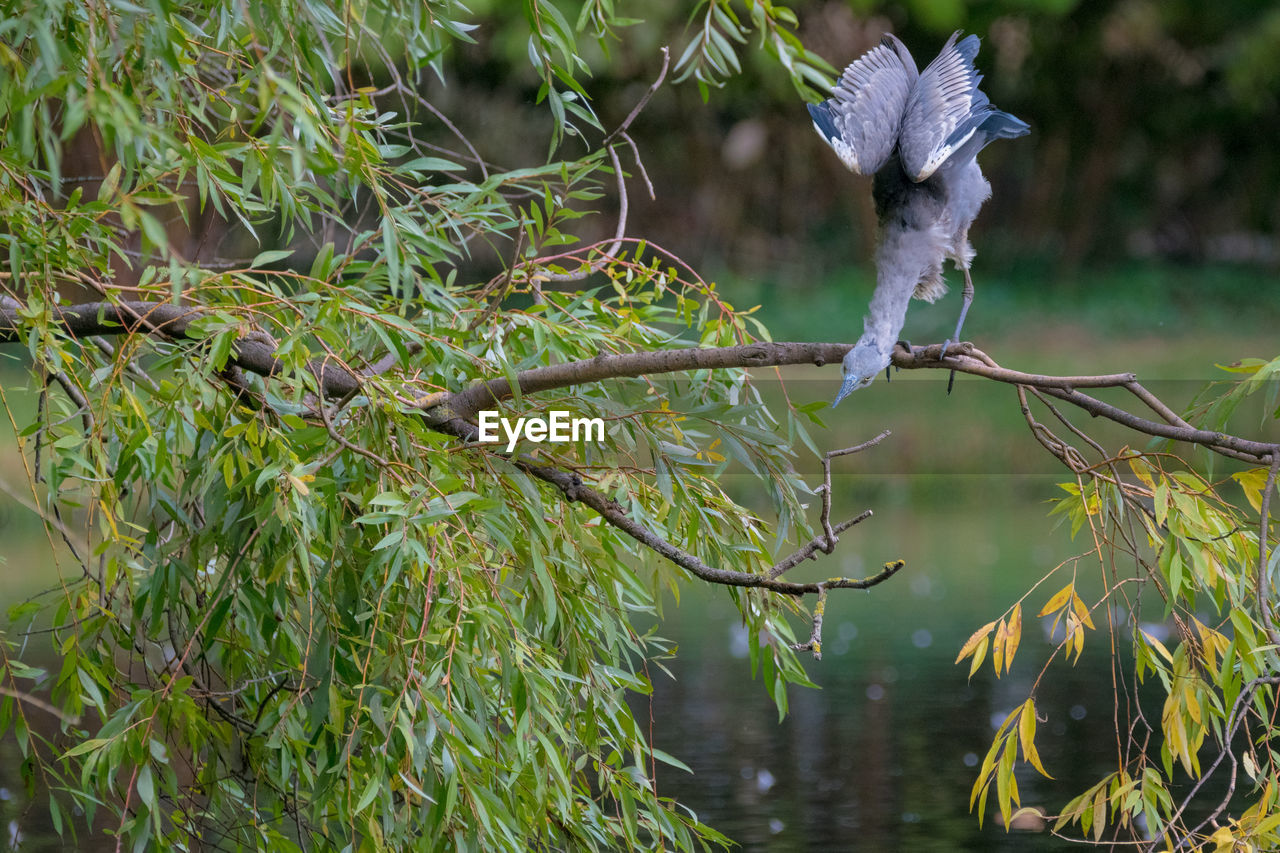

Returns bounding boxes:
[980,109,1030,140]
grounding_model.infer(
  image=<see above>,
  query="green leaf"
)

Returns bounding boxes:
[136,765,155,808]
[250,249,294,268]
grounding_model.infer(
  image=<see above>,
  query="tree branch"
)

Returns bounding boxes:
[0,301,364,398]
[894,342,1277,463]
[7,302,1277,611]
[432,413,895,596]
[437,340,847,420]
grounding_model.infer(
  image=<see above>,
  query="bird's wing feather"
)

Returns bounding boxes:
[808,35,915,176]
[899,32,986,181]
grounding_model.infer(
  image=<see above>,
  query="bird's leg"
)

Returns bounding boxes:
[941,268,975,395]
[939,266,975,362]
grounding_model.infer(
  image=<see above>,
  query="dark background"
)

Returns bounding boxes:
[425,0,1280,295]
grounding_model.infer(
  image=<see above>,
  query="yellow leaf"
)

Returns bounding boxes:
[1185,686,1201,725]
[1004,604,1022,674]
[1141,630,1174,664]
[1038,583,1074,618]
[956,620,998,664]
[286,473,310,496]
[1128,456,1155,489]
[970,742,1000,809]
[1194,619,1230,671]
[993,620,1007,676]
[997,739,1017,828]
[968,636,989,679]
[1071,592,1095,629]
[1164,701,1194,776]
[1234,467,1268,512]
[1018,700,1053,778]
[1065,613,1085,663]
[1091,785,1107,841]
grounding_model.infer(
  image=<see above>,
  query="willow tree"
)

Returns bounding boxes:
[1,1,1279,851]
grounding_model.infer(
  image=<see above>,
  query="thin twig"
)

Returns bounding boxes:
[791,586,828,659]
[814,430,891,550]
[892,343,1275,462]
[764,509,872,580]
[469,224,529,330]
[0,685,80,725]
[603,47,670,146]
[540,47,669,283]
[434,413,901,596]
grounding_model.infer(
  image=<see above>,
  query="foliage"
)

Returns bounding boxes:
[955,356,1280,848]
[0,0,832,849]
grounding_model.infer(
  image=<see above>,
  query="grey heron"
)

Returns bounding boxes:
[809,31,1029,404]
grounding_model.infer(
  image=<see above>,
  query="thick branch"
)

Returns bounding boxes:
[11,301,1277,467]
[440,341,848,420]
[0,301,363,397]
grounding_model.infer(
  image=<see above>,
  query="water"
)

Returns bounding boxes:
[637,474,1140,852]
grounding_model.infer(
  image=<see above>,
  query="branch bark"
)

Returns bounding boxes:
[438,340,847,421]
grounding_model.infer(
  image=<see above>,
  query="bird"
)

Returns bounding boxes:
[808,31,1029,405]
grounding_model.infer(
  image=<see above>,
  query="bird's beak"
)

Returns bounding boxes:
[832,374,861,407]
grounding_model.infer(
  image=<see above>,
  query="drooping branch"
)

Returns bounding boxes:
[8,301,1277,474]
[0,302,882,597]
[1155,675,1280,853]
[541,46,670,284]
[431,413,896,596]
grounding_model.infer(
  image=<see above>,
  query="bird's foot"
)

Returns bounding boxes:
[939,340,958,396]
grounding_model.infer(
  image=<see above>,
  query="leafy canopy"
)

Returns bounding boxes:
[0,0,833,849]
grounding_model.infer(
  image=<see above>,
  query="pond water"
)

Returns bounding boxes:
[641,491,1120,852]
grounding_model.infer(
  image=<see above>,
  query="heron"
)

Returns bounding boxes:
[808,31,1029,405]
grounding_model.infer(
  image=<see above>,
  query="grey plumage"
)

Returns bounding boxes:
[809,32,1029,404]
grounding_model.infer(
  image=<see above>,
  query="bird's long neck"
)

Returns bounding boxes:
[859,222,929,361]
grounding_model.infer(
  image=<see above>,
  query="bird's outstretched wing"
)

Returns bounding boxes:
[898,32,986,181]
[808,34,916,176]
